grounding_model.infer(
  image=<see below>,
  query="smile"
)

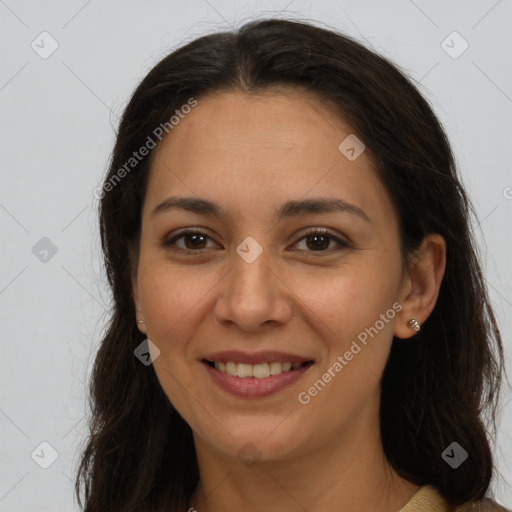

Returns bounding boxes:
[201,358,315,398]
[206,360,310,378]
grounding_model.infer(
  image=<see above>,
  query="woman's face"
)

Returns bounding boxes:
[132,89,412,463]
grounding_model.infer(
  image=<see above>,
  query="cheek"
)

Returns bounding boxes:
[137,263,215,412]
[293,258,401,403]
[139,262,213,337]
[291,258,401,341]
[292,268,399,421]
[138,261,227,387]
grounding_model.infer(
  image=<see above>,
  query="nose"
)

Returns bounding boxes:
[213,245,293,332]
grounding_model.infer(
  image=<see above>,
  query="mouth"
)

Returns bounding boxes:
[202,359,314,378]
[200,353,315,398]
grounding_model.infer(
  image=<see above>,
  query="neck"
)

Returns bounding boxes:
[188,394,420,512]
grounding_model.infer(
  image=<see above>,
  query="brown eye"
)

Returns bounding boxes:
[162,228,350,256]
[163,230,217,253]
[181,232,208,250]
[292,229,350,254]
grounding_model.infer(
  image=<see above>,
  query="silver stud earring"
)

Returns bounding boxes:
[138,320,145,325]
[409,318,421,332]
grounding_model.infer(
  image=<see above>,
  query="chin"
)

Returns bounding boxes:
[195,418,309,463]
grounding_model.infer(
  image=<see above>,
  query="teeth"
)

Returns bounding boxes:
[269,361,282,375]
[213,361,304,378]
[225,361,237,376]
[252,363,270,378]
[236,363,253,378]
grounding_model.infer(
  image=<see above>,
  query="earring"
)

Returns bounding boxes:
[138,320,145,325]
[409,318,421,332]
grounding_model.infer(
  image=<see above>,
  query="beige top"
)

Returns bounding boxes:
[398,485,511,512]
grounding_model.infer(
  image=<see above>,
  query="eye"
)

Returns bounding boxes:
[291,228,351,254]
[162,229,219,254]
[162,228,351,255]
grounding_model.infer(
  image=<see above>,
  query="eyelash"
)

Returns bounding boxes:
[162,228,351,256]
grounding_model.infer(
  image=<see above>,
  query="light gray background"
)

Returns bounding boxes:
[1,1,511,510]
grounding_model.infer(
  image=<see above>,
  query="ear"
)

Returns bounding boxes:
[394,233,446,339]
[130,250,147,335]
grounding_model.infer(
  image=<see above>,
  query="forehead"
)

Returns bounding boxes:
[145,89,395,226]
[157,88,353,154]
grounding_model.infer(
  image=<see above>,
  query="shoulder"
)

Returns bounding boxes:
[399,485,511,512]
[455,497,511,512]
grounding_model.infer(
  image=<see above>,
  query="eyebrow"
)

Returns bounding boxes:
[151,196,370,223]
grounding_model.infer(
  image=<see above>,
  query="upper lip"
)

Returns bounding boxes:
[201,350,314,365]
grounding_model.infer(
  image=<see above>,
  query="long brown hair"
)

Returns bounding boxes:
[75,18,506,511]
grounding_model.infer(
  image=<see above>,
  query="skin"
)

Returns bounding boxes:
[131,88,446,512]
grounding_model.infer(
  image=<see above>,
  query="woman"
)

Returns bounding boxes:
[76,18,510,512]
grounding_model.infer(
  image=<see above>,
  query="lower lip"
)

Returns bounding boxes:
[202,362,313,398]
